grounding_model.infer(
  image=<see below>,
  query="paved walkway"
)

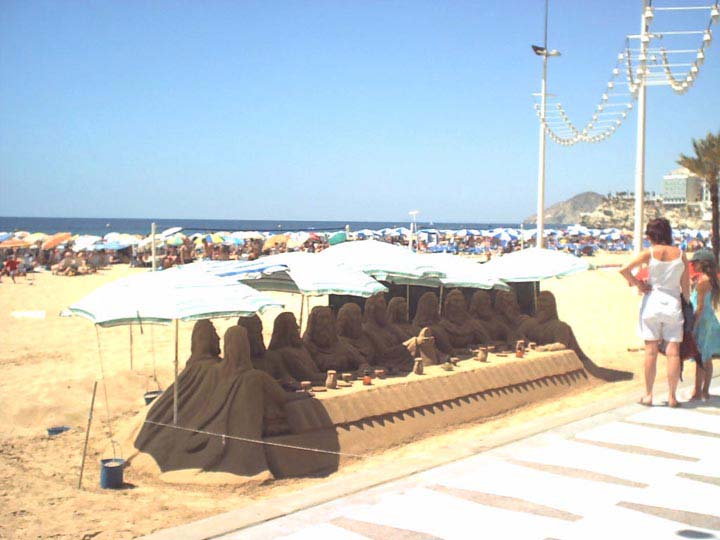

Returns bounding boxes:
[221,396,720,540]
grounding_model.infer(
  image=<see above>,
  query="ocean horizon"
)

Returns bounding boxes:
[0,216,560,237]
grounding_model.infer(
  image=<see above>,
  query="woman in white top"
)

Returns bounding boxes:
[620,218,689,407]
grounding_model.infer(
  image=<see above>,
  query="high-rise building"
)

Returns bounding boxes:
[662,167,703,206]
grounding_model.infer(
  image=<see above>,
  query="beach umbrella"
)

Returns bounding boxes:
[204,233,224,245]
[327,231,347,246]
[72,235,102,252]
[263,233,288,250]
[0,238,30,249]
[0,232,11,243]
[416,254,510,290]
[42,232,72,250]
[318,239,444,283]
[13,231,30,239]
[24,232,48,244]
[481,247,589,282]
[193,252,388,298]
[159,226,183,238]
[166,233,186,247]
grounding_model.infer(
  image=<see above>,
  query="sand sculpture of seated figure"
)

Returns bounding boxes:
[439,289,491,349]
[493,290,536,343]
[237,315,292,382]
[468,290,512,344]
[412,292,453,354]
[267,312,324,384]
[186,320,222,368]
[133,326,300,484]
[385,296,446,367]
[336,303,376,368]
[303,306,364,372]
[527,291,587,359]
[361,294,414,372]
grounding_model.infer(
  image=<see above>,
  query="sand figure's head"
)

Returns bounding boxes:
[237,315,266,357]
[337,303,363,339]
[413,292,440,327]
[469,291,493,320]
[535,291,559,324]
[268,312,303,350]
[386,297,409,325]
[494,290,521,320]
[222,325,253,374]
[443,289,469,324]
[363,294,388,326]
[303,306,338,349]
[189,319,220,362]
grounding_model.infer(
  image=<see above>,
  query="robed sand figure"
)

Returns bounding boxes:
[133,325,300,483]
[237,314,292,381]
[439,289,491,348]
[385,296,447,366]
[361,294,414,372]
[468,290,512,345]
[336,302,376,367]
[267,312,324,384]
[303,306,364,372]
[412,292,453,354]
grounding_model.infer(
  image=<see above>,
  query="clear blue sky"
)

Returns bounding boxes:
[1,1,718,223]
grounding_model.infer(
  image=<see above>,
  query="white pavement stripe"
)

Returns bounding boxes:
[432,459,635,517]
[627,406,720,434]
[501,437,686,484]
[631,475,720,518]
[275,523,372,540]
[337,487,572,540]
[576,422,720,461]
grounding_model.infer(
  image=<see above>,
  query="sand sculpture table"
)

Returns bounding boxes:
[266,348,589,477]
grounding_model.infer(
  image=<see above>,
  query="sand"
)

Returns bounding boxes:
[1,253,712,539]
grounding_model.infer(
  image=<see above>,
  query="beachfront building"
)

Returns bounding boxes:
[662,167,704,206]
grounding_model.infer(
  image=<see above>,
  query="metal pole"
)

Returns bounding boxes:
[633,1,649,254]
[536,0,550,249]
[77,380,98,489]
[151,222,157,272]
[299,294,305,332]
[173,319,179,425]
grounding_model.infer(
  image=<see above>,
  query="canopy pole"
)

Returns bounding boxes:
[406,285,410,316]
[299,294,306,332]
[438,285,444,316]
[129,325,134,371]
[173,319,179,425]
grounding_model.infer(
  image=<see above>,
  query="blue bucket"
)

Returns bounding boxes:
[100,458,125,489]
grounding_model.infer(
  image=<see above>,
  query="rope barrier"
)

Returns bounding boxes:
[143,419,371,459]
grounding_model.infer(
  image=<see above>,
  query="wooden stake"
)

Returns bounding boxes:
[78,380,98,489]
[129,325,134,371]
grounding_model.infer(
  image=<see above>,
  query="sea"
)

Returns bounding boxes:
[0,217,556,237]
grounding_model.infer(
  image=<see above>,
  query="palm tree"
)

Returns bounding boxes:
[678,131,720,262]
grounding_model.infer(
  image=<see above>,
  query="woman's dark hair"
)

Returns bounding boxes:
[695,259,720,312]
[645,218,673,246]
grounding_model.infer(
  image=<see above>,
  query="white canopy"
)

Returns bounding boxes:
[481,248,589,282]
[190,252,388,298]
[417,254,510,290]
[69,267,283,327]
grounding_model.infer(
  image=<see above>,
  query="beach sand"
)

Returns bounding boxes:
[1,253,710,539]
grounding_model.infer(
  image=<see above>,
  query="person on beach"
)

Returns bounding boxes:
[689,249,719,400]
[620,218,689,408]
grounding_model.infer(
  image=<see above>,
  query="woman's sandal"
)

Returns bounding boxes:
[638,397,653,407]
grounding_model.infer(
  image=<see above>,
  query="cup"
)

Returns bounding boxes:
[325,370,337,389]
[475,348,488,362]
[374,369,386,379]
[413,358,424,375]
[300,381,312,391]
[515,340,525,358]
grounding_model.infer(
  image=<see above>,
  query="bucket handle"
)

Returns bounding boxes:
[109,439,124,462]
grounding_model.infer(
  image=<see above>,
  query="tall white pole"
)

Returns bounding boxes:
[633,1,649,254]
[536,0,550,249]
[173,319,179,425]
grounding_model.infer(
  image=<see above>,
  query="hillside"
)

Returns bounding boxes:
[524,191,605,225]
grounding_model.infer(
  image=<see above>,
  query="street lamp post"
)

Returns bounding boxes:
[533,0,561,249]
[408,210,419,252]
[633,0,650,254]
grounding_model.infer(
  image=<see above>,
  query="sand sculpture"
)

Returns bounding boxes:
[526,291,588,360]
[439,289,491,348]
[361,294,414,372]
[185,320,222,368]
[336,303,376,367]
[267,312,324,384]
[237,314,291,381]
[412,292,453,354]
[303,306,364,372]
[386,297,419,342]
[493,290,535,343]
[468,290,512,344]
[133,326,300,484]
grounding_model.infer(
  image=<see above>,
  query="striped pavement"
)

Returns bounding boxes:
[220,396,720,540]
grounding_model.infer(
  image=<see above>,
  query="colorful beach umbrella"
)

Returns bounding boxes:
[166,233,186,247]
[0,238,30,249]
[262,234,288,251]
[42,232,72,250]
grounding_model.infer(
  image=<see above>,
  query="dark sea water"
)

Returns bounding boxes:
[0,217,553,237]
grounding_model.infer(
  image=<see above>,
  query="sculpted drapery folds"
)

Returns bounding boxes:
[440,289,491,348]
[412,292,453,354]
[303,306,364,372]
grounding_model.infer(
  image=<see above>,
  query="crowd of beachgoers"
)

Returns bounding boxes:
[0,224,712,280]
